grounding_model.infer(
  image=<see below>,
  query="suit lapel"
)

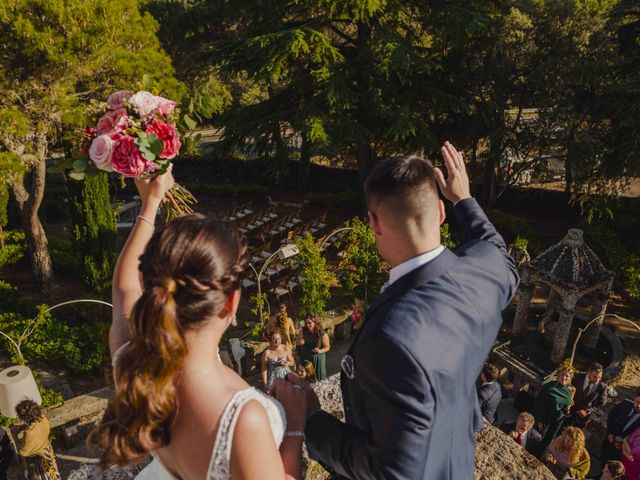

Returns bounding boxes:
[347,248,458,355]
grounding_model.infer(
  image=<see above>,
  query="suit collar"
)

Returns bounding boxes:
[367,248,458,320]
[346,248,458,355]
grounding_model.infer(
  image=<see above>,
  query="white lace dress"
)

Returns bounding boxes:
[113,344,287,480]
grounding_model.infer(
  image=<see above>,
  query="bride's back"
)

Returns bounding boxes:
[92,215,253,478]
[154,366,249,479]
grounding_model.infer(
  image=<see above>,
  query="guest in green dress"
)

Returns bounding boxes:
[533,366,576,457]
[297,314,330,381]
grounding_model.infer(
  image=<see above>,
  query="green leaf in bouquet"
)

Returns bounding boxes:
[69,171,86,181]
[72,159,87,172]
[183,114,197,131]
[149,136,164,156]
[140,148,157,161]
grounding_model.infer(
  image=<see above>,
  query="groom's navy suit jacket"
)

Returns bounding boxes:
[306,198,519,479]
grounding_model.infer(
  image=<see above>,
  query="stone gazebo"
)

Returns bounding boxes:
[512,228,614,363]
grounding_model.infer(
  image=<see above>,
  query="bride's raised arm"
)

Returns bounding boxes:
[109,169,174,356]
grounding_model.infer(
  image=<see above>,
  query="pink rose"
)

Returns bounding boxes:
[89,135,115,172]
[106,90,132,110]
[145,120,181,160]
[154,98,177,117]
[129,91,161,119]
[111,135,152,177]
[96,108,129,136]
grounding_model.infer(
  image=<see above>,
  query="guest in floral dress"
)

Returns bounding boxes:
[261,330,294,390]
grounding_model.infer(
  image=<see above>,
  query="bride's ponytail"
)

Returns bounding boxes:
[91,215,248,467]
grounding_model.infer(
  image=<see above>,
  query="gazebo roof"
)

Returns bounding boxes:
[526,228,613,291]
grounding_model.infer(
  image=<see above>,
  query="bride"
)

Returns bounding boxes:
[90,169,307,479]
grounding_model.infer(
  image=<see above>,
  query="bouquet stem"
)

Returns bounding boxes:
[163,183,197,220]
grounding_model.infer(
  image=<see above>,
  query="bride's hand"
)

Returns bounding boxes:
[271,378,309,431]
[134,165,175,207]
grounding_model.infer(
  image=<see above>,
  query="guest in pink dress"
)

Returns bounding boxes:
[622,425,640,480]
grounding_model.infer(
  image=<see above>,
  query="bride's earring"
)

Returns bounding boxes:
[229,314,237,327]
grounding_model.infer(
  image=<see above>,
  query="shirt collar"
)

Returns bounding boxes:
[388,245,445,286]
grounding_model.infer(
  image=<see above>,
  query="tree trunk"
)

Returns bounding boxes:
[298,134,311,192]
[354,21,375,186]
[10,132,54,292]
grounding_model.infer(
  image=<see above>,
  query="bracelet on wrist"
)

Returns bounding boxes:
[284,430,305,440]
[136,215,155,229]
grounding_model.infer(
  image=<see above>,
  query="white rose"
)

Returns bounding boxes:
[89,134,115,172]
[128,91,161,119]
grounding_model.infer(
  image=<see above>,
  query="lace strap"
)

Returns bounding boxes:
[207,388,263,480]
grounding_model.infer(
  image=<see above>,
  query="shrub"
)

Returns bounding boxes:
[0,280,21,314]
[0,230,27,270]
[337,217,387,304]
[69,172,117,293]
[295,233,334,318]
[583,223,640,301]
[49,237,81,276]
[0,305,106,373]
[490,211,542,256]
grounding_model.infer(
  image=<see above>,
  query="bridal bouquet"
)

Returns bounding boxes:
[72,90,195,217]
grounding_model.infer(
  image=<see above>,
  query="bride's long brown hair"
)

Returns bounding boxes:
[90,214,248,467]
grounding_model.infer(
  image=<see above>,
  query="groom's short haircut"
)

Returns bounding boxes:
[364,155,439,223]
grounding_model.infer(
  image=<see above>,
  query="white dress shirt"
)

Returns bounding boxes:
[388,245,446,286]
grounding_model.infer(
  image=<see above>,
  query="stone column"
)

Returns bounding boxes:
[550,297,577,363]
[583,280,613,350]
[513,272,534,337]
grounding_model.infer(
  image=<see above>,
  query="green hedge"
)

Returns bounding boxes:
[0,230,27,270]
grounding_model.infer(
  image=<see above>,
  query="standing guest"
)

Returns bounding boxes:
[297,314,330,381]
[533,365,576,456]
[622,423,640,480]
[477,362,502,425]
[543,426,590,479]
[269,304,297,351]
[570,362,608,428]
[10,400,60,480]
[276,143,519,479]
[597,460,625,480]
[601,390,640,465]
[90,172,307,479]
[501,412,542,454]
[0,427,15,480]
[297,360,318,383]
[262,330,294,390]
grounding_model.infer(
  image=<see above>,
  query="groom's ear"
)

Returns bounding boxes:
[438,199,446,225]
[368,210,382,236]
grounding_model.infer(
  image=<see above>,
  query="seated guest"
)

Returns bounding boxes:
[297,360,317,383]
[477,362,502,424]
[10,400,60,480]
[501,411,541,454]
[601,390,640,465]
[262,330,294,390]
[543,426,590,480]
[533,365,576,456]
[570,362,607,428]
[598,460,625,480]
[622,423,640,480]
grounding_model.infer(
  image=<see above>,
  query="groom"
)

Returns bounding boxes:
[281,142,519,479]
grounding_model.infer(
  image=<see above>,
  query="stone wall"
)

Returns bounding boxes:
[306,374,555,480]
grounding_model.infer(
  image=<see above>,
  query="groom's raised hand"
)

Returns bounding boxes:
[434,141,471,204]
